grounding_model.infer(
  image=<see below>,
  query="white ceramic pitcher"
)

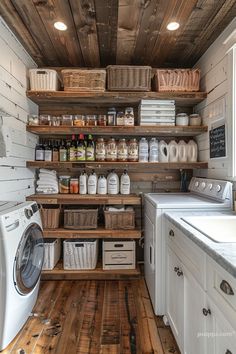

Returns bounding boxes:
[187,140,198,162]
[178,140,188,162]
[169,140,179,162]
[159,140,169,162]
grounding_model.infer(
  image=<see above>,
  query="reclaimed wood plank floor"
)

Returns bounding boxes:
[2,279,180,354]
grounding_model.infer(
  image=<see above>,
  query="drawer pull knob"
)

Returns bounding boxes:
[174,267,179,272]
[220,280,234,295]
[202,308,211,316]
[177,270,183,277]
[225,350,232,354]
[169,229,175,237]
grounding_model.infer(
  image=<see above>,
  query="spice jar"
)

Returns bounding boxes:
[106,138,117,161]
[189,114,201,126]
[28,115,39,125]
[107,107,116,126]
[117,139,128,161]
[98,115,107,126]
[59,176,70,194]
[86,115,97,126]
[125,107,134,126]
[116,111,125,126]
[70,178,79,194]
[128,138,139,162]
[61,115,73,126]
[176,113,189,126]
[50,116,61,126]
[39,115,51,125]
[95,138,106,161]
[74,115,86,127]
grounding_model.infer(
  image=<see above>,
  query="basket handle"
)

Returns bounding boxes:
[36,70,48,75]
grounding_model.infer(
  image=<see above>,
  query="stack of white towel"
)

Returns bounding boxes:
[36,169,58,194]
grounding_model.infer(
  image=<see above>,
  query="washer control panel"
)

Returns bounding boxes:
[189,177,232,203]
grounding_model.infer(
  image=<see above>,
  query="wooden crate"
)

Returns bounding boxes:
[104,209,135,229]
[61,69,106,92]
[106,65,152,91]
[103,240,136,270]
[153,68,200,92]
[64,209,98,229]
[40,206,60,229]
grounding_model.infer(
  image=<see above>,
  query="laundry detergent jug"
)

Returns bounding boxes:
[169,140,179,163]
[159,140,169,162]
[187,140,198,162]
[178,140,188,163]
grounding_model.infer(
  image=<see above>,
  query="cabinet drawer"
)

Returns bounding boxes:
[207,257,236,329]
[103,240,135,251]
[103,251,135,269]
[166,220,206,289]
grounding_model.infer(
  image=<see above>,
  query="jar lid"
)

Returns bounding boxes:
[176,113,188,117]
[189,114,200,118]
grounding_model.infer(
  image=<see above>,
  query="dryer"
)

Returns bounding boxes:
[0,201,44,351]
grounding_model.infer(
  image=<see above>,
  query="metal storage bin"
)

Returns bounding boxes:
[43,238,61,270]
[63,239,98,270]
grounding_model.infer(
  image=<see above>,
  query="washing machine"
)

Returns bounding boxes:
[0,201,44,351]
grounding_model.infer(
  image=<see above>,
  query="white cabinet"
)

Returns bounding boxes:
[166,246,184,351]
[144,213,155,308]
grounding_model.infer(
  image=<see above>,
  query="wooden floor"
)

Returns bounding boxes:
[3,279,180,354]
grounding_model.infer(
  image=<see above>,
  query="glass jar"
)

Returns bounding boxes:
[107,107,116,126]
[176,113,189,126]
[95,138,106,161]
[106,138,117,161]
[61,115,73,126]
[189,114,201,126]
[28,115,39,125]
[74,115,86,127]
[98,115,107,126]
[50,116,61,126]
[86,115,97,126]
[39,115,51,125]
[117,139,128,161]
[128,138,139,162]
[125,107,134,126]
[70,178,79,194]
[116,111,125,126]
[59,176,70,194]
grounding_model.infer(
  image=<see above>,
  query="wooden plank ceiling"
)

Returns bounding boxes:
[0,0,235,68]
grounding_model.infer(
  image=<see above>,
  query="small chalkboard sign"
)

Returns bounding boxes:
[209,124,226,158]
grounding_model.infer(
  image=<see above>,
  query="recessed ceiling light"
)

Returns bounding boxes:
[167,22,180,31]
[54,21,67,31]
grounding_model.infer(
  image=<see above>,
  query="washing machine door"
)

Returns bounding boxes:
[14,223,44,295]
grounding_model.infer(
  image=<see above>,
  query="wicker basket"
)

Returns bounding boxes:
[153,69,200,92]
[107,65,152,91]
[63,239,98,270]
[61,69,106,92]
[40,207,60,229]
[64,209,98,229]
[104,210,135,230]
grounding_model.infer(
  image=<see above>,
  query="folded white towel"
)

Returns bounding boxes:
[39,169,57,176]
[38,176,58,183]
[36,186,58,194]
[37,181,58,188]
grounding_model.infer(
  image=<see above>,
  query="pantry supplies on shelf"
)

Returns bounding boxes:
[36,169,58,194]
[149,138,159,162]
[107,170,119,194]
[138,99,176,126]
[139,137,149,162]
[120,170,130,195]
[158,140,198,163]
[88,170,97,194]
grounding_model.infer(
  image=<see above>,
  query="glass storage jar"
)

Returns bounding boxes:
[61,115,73,126]
[128,138,139,161]
[117,139,128,161]
[189,114,201,126]
[74,115,86,127]
[176,113,189,126]
[98,115,107,126]
[106,138,117,161]
[95,138,106,161]
[86,115,97,126]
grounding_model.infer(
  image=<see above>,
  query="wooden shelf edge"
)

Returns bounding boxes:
[41,262,141,280]
[43,227,142,239]
[26,193,141,205]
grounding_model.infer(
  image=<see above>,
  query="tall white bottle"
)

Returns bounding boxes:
[79,170,87,194]
[120,170,130,195]
[88,170,97,194]
[97,175,107,195]
[107,170,119,195]
[139,137,149,162]
[149,138,159,162]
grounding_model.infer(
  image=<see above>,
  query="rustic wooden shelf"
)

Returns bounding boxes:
[27,90,207,106]
[43,227,142,239]
[26,125,208,137]
[26,193,141,205]
[26,160,208,170]
[41,261,141,280]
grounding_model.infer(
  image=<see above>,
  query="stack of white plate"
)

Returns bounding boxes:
[138,99,176,126]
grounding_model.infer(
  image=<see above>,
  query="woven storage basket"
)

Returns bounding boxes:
[64,209,98,229]
[40,207,60,229]
[63,239,98,270]
[107,65,152,91]
[154,69,200,92]
[29,68,60,91]
[104,210,135,230]
[61,69,106,92]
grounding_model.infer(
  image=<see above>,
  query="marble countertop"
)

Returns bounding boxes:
[164,210,236,278]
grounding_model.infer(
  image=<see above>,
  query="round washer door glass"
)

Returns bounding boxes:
[14,223,44,295]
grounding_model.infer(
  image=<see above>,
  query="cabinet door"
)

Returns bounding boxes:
[144,214,155,308]
[183,267,208,354]
[166,246,184,352]
[206,297,236,354]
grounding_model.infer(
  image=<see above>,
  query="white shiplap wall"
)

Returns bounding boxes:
[194,18,236,182]
[0,18,38,201]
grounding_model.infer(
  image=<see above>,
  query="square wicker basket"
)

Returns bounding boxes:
[40,206,60,229]
[104,210,135,230]
[153,69,200,92]
[61,68,106,92]
[106,65,152,91]
[64,209,98,230]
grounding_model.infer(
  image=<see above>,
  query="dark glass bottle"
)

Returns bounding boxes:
[44,140,52,161]
[77,134,86,161]
[59,140,67,161]
[69,134,77,162]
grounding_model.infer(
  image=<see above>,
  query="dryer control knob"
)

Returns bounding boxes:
[25,208,33,219]
[216,185,222,192]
